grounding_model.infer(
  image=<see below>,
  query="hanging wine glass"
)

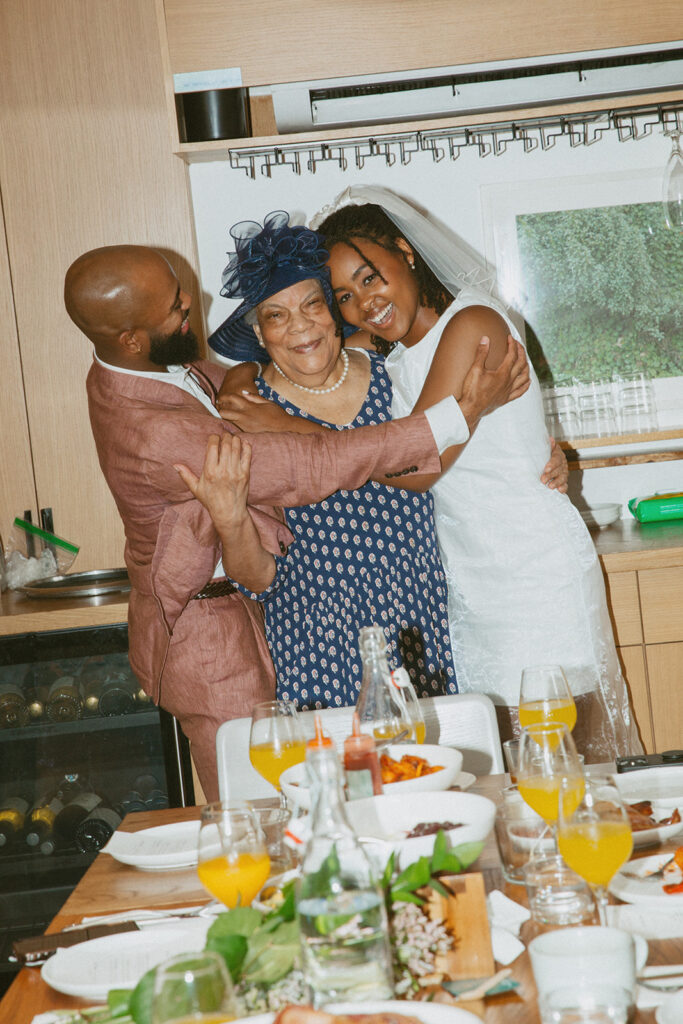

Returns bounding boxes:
[663,131,683,231]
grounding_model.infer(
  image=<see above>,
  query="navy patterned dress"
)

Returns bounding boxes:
[241,351,456,709]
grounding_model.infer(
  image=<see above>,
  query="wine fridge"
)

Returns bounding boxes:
[0,622,195,996]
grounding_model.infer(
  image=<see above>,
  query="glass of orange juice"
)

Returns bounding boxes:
[152,950,238,1023]
[249,699,306,791]
[517,723,585,848]
[558,775,633,926]
[197,802,271,909]
[519,664,577,733]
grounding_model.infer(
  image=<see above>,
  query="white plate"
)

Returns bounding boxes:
[41,920,211,1001]
[656,991,683,1024]
[612,770,683,848]
[237,1000,482,1024]
[454,771,476,792]
[103,820,200,870]
[610,853,683,907]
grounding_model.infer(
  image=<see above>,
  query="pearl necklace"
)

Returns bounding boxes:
[271,348,350,395]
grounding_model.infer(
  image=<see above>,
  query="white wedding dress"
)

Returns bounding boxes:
[385,290,642,759]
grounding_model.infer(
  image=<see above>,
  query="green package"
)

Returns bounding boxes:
[628,493,683,522]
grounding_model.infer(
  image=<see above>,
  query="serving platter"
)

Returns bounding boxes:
[19,568,130,598]
[234,999,483,1024]
[609,853,683,907]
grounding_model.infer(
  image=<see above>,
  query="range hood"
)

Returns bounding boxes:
[250,41,683,134]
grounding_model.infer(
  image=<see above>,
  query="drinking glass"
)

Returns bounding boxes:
[557,775,633,926]
[249,699,306,791]
[516,723,584,846]
[519,665,577,733]
[197,801,271,908]
[152,950,238,1024]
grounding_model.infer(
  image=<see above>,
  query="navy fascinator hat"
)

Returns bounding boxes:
[208,211,337,362]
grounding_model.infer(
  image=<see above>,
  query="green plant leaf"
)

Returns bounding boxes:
[207,906,262,938]
[381,850,396,889]
[390,890,425,905]
[128,966,158,1024]
[106,989,132,1017]
[242,919,300,984]
[204,932,249,982]
[391,855,431,895]
[450,841,485,869]
[429,829,449,872]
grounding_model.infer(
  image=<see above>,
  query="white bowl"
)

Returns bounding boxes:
[579,502,621,528]
[280,743,463,811]
[347,790,496,868]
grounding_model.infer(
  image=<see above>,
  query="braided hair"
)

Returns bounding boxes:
[317,203,453,356]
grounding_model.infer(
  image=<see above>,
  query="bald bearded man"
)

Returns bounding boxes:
[65,244,529,799]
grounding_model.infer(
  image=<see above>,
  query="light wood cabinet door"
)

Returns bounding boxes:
[645,642,683,752]
[638,568,683,644]
[617,645,653,753]
[603,571,643,647]
[0,0,198,570]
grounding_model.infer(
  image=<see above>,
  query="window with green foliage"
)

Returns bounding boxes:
[516,202,683,384]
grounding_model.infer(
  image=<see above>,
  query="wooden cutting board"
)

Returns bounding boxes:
[419,872,495,1019]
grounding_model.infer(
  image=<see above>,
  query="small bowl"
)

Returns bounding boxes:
[579,502,621,528]
[280,743,462,811]
[347,790,496,868]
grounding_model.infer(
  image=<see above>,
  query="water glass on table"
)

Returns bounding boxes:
[494,783,553,884]
[152,949,239,1024]
[523,852,594,926]
[529,925,646,1024]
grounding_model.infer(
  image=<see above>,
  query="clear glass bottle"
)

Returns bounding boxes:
[356,626,410,743]
[296,717,394,1006]
[390,667,426,744]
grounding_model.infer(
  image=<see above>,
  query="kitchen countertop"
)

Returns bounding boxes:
[1,518,683,637]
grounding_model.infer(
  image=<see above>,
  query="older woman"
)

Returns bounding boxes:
[205,212,468,709]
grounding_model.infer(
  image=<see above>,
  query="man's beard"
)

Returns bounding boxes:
[148,324,200,366]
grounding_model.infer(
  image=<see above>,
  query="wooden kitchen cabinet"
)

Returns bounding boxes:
[0,0,200,570]
[644,642,683,753]
[600,531,683,754]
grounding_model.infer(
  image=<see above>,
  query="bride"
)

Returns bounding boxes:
[313,185,641,760]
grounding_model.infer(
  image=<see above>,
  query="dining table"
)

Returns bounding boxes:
[2,770,682,1024]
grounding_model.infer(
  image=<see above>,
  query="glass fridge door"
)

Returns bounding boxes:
[0,622,195,995]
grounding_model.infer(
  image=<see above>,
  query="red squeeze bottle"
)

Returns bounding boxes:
[344,712,383,800]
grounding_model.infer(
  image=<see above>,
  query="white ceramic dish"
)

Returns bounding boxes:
[232,1001,482,1024]
[580,502,621,528]
[612,769,683,848]
[102,820,201,870]
[610,853,683,907]
[656,990,683,1024]
[41,920,211,1000]
[346,789,496,867]
[280,743,463,810]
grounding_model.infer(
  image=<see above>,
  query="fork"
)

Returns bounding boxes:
[620,854,676,880]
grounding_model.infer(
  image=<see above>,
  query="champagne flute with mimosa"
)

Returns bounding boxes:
[519,665,577,733]
[249,699,307,791]
[152,950,238,1024]
[197,802,271,909]
[558,775,633,926]
[517,723,585,847]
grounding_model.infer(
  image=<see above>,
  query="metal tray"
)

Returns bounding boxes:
[18,568,131,599]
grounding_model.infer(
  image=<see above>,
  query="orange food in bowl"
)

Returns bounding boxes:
[380,752,444,784]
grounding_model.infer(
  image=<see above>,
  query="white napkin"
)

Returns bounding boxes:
[487,889,530,965]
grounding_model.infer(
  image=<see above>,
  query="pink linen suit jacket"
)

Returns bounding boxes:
[86,357,442,799]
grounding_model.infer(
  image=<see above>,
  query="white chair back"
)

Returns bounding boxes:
[216,692,503,803]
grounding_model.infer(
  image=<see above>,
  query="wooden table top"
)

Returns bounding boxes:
[2,774,682,1024]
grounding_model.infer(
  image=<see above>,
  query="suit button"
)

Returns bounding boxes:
[410,465,417,472]
[279,541,287,554]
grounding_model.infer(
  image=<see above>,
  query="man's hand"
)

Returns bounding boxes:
[459,335,530,429]
[217,392,294,433]
[174,434,252,531]
[541,437,569,493]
